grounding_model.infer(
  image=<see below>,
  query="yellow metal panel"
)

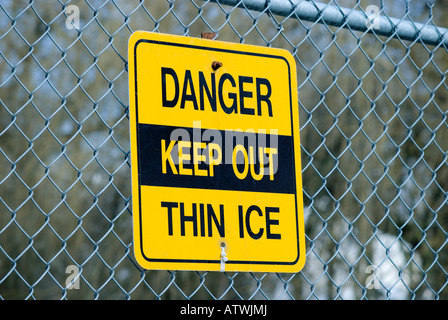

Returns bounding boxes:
[129,31,305,272]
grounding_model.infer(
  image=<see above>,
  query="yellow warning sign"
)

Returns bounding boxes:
[129,31,305,272]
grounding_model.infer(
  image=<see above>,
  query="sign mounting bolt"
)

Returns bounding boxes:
[212,61,223,71]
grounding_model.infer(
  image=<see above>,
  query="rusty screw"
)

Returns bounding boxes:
[200,33,222,71]
[201,32,216,39]
[212,61,223,71]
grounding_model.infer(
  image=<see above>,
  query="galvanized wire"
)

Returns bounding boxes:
[0,0,447,299]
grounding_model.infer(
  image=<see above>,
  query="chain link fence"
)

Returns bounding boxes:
[0,0,447,299]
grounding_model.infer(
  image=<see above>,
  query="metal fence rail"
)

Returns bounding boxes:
[0,0,447,299]
[211,0,448,46]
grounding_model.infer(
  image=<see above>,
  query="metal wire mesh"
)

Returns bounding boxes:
[0,0,447,299]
